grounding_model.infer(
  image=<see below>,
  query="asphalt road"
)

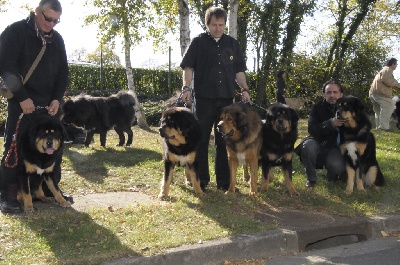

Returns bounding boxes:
[265,237,400,265]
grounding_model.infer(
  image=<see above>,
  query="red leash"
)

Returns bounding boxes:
[4,113,24,168]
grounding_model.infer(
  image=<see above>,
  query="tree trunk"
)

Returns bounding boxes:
[228,0,239,39]
[178,0,191,56]
[123,19,150,131]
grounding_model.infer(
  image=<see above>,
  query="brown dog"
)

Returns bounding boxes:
[217,103,263,195]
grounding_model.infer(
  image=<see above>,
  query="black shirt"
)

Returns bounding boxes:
[180,32,247,99]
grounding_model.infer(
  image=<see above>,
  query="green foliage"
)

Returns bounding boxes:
[66,64,182,98]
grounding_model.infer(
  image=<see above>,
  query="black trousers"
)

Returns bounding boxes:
[195,98,233,189]
[276,92,286,104]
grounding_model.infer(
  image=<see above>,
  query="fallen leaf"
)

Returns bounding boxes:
[96,229,101,235]
[381,231,388,237]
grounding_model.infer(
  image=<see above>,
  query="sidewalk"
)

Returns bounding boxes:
[48,191,400,265]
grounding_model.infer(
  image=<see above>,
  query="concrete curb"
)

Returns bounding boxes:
[102,214,400,265]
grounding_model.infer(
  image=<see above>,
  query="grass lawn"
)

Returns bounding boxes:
[1,118,400,264]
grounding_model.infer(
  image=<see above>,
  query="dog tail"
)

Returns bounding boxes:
[117,90,136,108]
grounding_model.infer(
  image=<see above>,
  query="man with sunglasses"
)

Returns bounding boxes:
[0,0,68,213]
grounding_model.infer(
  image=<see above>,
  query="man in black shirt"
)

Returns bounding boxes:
[180,6,250,191]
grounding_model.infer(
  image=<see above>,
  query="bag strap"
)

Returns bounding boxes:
[23,44,46,85]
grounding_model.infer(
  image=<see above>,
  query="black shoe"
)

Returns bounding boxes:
[0,200,22,213]
[61,192,74,204]
[305,180,316,188]
[200,183,207,192]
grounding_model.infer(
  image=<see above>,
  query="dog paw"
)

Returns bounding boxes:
[290,190,300,197]
[157,194,168,200]
[196,191,206,196]
[24,206,35,213]
[345,189,353,195]
[60,201,72,207]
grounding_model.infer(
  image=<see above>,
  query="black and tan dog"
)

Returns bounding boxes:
[17,114,71,212]
[217,103,263,195]
[158,107,205,199]
[336,95,385,194]
[260,103,299,196]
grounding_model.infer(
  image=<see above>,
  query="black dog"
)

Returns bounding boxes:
[260,103,299,196]
[18,114,71,212]
[336,95,385,194]
[393,96,400,129]
[62,90,136,147]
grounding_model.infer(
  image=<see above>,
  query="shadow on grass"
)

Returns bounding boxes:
[164,151,398,237]
[64,146,162,184]
[11,207,136,264]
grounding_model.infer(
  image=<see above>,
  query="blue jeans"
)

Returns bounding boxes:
[299,138,345,182]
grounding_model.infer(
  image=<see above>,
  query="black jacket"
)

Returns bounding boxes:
[308,99,339,148]
[0,12,68,106]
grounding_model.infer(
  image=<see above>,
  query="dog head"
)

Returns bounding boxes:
[31,116,64,155]
[335,95,365,128]
[62,95,107,127]
[217,103,260,141]
[159,107,200,145]
[266,103,299,133]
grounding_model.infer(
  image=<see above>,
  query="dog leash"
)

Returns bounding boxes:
[245,100,268,113]
[176,90,197,119]
[4,106,48,168]
[4,113,24,168]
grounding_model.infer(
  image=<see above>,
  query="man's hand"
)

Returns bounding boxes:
[332,117,346,127]
[241,90,250,102]
[46,100,60,116]
[181,90,192,103]
[19,98,35,114]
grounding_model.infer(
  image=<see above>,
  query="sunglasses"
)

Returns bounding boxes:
[42,11,60,25]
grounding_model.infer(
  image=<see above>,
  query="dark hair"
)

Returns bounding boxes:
[322,79,343,94]
[277,71,286,78]
[386,58,397,67]
[39,0,62,13]
[205,6,227,26]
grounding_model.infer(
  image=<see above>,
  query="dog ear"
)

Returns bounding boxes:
[265,108,274,125]
[356,98,365,111]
